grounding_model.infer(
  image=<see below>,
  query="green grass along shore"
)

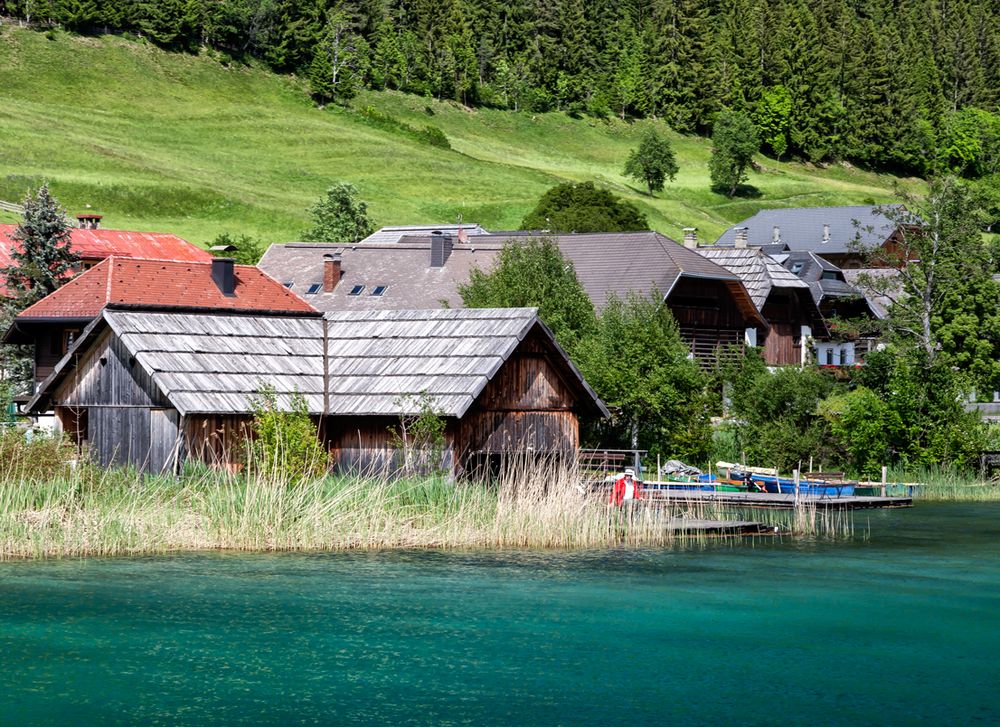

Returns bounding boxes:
[0,26,924,246]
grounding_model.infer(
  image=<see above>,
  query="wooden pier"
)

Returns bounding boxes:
[642,489,912,510]
[663,518,780,535]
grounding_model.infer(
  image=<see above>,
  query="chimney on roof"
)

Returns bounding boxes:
[682,227,698,249]
[77,214,102,230]
[430,230,453,267]
[211,258,236,297]
[734,227,749,249]
[323,252,342,292]
[772,225,781,244]
[822,223,830,243]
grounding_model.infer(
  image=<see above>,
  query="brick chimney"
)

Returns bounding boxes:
[430,230,453,267]
[772,225,781,244]
[77,214,102,230]
[682,227,698,249]
[211,258,236,297]
[734,227,749,248]
[323,252,342,292]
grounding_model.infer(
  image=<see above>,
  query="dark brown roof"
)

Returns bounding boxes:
[258,232,761,325]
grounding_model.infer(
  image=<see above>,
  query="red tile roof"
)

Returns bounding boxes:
[0,224,214,297]
[16,257,317,320]
[0,224,213,263]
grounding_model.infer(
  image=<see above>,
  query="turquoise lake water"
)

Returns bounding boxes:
[2,502,999,726]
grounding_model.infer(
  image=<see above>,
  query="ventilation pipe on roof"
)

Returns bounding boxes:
[430,230,453,267]
[682,227,698,249]
[211,258,236,297]
[772,225,781,243]
[822,224,830,243]
[734,227,749,249]
[76,214,102,230]
[323,252,342,293]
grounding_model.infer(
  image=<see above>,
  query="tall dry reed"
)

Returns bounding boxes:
[0,435,855,559]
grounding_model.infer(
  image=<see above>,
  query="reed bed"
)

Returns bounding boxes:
[891,465,1000,502]
[0,434,857,560]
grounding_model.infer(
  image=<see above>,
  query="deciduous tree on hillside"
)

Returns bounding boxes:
[708,111,759,197]
[520,182,648,233]
[623,129,679,196]
[300,183,374,243]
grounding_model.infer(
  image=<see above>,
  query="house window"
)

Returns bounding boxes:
[821,271,839,280]
[349,285,365,296]
[283,282,294,289]
[791,262,804,274]
[306,283,322,294]
[371,285,387,296]
[826,348,834,366]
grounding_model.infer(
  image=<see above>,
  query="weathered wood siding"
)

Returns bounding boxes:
[52,330,166,409]
[183,414,253,470]
[669,278,747,364]
[326,416,456,475]
[458,332,579,458]
[761,292,804,366]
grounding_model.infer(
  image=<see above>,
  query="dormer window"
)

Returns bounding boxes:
[283,282,293,289]
[821,271,839,281]
[349,285,365,296]
[306,283,322,294]
[371,285,387,296]
[790,263,804,274]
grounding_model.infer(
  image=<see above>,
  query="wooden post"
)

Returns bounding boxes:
[657,453,661,482]
[809,455,813,473]
[881,466,888,498]
[794,468,800,507]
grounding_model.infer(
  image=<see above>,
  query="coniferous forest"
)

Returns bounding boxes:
[3,0,998,179]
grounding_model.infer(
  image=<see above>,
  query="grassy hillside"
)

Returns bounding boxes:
[0,26,925,247]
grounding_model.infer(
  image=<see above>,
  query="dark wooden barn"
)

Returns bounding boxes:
[698,247,827,366]
[28,308,607,476]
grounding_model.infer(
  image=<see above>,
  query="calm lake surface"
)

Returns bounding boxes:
[2,503,999,726]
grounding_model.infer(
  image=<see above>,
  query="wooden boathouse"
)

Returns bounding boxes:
[27,307,608,475]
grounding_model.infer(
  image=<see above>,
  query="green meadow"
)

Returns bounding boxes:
[0,26,924,247]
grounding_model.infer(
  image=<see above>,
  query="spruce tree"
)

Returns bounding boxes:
[2,183,79,313]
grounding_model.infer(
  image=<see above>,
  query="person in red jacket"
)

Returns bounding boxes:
[610,468,642,506]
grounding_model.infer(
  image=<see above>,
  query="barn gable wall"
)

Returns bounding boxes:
[52,330,166,408]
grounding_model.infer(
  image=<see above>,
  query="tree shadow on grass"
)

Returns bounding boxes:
[711,184,763,199]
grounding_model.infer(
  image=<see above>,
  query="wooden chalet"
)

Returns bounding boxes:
[697,246,827,366]
[3,257,316,391]
[259,230,764,365]
[27,308,608,476]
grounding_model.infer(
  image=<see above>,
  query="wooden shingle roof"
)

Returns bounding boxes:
[697,247,809,310]
[29,308,607,418]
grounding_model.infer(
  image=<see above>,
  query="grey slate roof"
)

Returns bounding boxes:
[715,205,906,253]
[31,308,607,418]
[777,251,859,305]
[841,269,900,319]
[259,232,758,321]
[361,224,489,245]
[696,247,809,310]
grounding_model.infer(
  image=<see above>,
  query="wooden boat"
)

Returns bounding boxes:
[748,474,855,497]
